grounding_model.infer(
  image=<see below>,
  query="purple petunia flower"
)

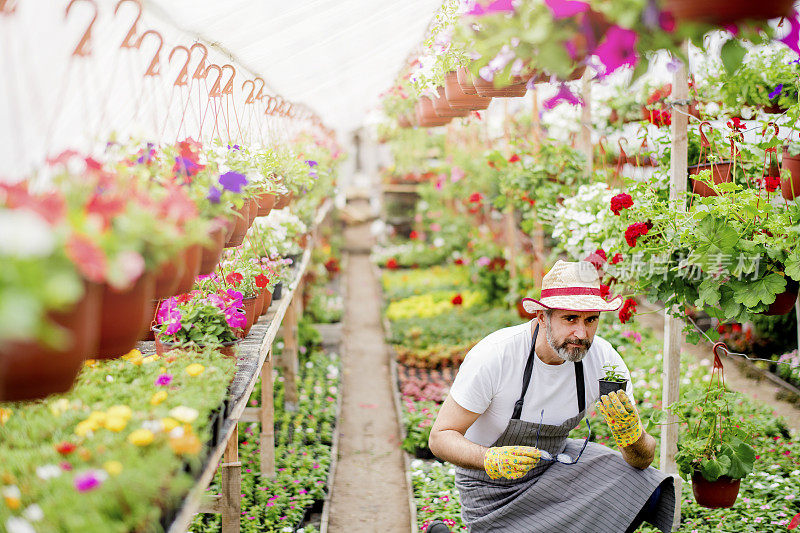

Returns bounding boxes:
[594,25,638,78]
[466,0,515,16]
[225,308,247,329]
[544,84,583,110]
[769,84,784,100]
[218,171,248,193]
[74,470,104,492]
[306,160,318,167]
[155,373,173,387]
[174,156,202,178]
[544,0,589,19]
[164,316,182,335]
[207,186,221,204]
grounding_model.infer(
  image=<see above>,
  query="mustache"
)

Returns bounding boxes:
[559,337,590,349]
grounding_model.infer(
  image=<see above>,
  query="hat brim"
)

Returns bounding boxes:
[521,295,624,313]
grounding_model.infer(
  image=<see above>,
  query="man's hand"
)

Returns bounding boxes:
[596,390,643,449]
[484,446,542,480]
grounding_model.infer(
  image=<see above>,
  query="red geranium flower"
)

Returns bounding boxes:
[454,258,465,265]
[508,154,521,163]
[611,253,623,264]
[469,192,483,204]
[600,284,611,298]
[386,258,399,270]
[451,294,463,306]
[618,298,637,324]
[409,230,420,240]
[585,251,606,271]
[55,442,77,455]
[225,272,243,287]
[624,222,649,247]
[254,274,269,289]
[324,257,340,274]
[764,175,781,192]
[176,292,193,304]
[610,193,633,215]
[65,234,107,283]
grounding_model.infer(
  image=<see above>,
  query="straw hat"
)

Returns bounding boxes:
[521,260,623,313]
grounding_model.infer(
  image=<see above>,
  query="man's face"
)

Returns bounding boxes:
[540,309,600,362]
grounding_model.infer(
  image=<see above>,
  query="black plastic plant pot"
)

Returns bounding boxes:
[273,282,283,301]
[599,379,628,397]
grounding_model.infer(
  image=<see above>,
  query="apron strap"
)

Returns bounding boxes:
[512,323,588,419]
[512,323,539,420]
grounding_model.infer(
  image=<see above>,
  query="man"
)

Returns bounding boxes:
[428,260,675,533]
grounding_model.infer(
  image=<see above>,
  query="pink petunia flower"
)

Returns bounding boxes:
[544,0,589,19]
[544,84,583,110]
[594,25,638,78]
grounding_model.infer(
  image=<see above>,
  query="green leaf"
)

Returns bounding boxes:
[725,442,756,479]
[785,248,800,280]
[720,40,747,75]
[696,277,721,308]
[700,455,731,481]
[730,273,786,308]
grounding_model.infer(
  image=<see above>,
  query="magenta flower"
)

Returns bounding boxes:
[155,373,173,387]
[218,171,248,193]
[544,0,588,19]
[465,0,514,16]
[226,288,243,307]
[74,470,104,492]
[225,308,247,329]
[543,84,583,110]
[594,25,638,78]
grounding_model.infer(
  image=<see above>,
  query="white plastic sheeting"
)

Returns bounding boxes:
[0,0,439,179]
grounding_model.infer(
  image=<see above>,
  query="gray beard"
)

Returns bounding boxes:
[545,321,591,362]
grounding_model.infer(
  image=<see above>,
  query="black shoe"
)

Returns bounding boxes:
[427,520,452,533]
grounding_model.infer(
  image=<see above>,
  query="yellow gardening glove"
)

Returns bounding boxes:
[484,446,542,480]
[597,390,643,448]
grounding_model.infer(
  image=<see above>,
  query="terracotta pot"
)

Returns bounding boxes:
[223,215,235,242]
[691,471,741,508]
[174,244,202,295]
[260,289,273,316]
[664,0,793,24]
[472,73,527,98]
[253,290,265,326]
[199,226,226,276]
[0,282,102,401]
[274,191,294,210]
[257,192,277,216]
[298,233,310,249]
[688,162,733,197]
[152,330,240,358]
[247,197,259,226]
[432,86,470,117]
[398,114,414,128]
[225,202,250,248]
[154,253,186,299]
[456,67,479,95]
[781,148,800,200]
[96,273,156,359]
[762,278,799,315]
[444,71,491,110]
[415,97,451,128]
[241,296,258,337]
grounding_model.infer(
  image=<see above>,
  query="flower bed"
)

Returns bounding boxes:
[0,348,235,532]
[189,346,340,533]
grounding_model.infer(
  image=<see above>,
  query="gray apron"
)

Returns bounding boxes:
[455,325,675,532]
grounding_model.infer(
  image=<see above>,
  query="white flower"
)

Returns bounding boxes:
[2,486,21,499]
[6,517,36,533]
[23,504,43,522]
[0,209,56,258]
[36,465,61,480]
[169,406,199,424]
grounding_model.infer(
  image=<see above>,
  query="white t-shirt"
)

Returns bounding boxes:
[449,320,634,447]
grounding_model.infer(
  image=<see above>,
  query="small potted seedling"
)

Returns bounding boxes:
[599,361,628,397]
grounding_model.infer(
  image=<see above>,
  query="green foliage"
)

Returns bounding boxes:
[388,306,520,350]
[382,264,471,301]
[401,400,439,454]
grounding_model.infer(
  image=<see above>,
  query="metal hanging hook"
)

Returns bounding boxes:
[135,29,163,77]
[190,43,209,80]
[168,45,191,87]
[114,0,141,49]
[65,0,98,57]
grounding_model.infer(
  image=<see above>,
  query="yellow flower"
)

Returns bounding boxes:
[160,417,179,432]
[49,399,70,417]
[84,359,98,367]
[0,408,12,425]
[141,355,159,365]
[169,432,202,456]
[122,348,142,361]
[185,363,205,377]
[159,366,167,374]
[127,429,154,446]
[106,405,132,420]
[75,419,98,437]
[87,411,107,426]
[150,390,168,406]
[169,406,198,424]
[103,461,123,476]
[2,485,21,510]
[104,415,127,432]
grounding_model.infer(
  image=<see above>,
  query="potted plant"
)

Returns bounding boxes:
[153,290,244,357]
[665,357,756,508]
[599,361,628,396]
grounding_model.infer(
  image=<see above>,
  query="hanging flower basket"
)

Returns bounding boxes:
[152,330,240,358]
[154,253,186,300]
[691,471,741,508]
[663,0,793,25]
[688,162,733,197]
[174,244,202,295]
[432,87,470,117]
[445,71,492,110]
[256,192,277,216]
[274,191,294,210]
[240,296,258,337]
[761,278,799,315]
[247,197,260,226]
[260,288,273,316]
[415,97,451,127]
[225,202,250,247]
[0,282,102,401]
[472,73,528,98]
[96,273,156,359]
[456,67,479,95]
[781,147,800,200]
[199,224,226,276]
